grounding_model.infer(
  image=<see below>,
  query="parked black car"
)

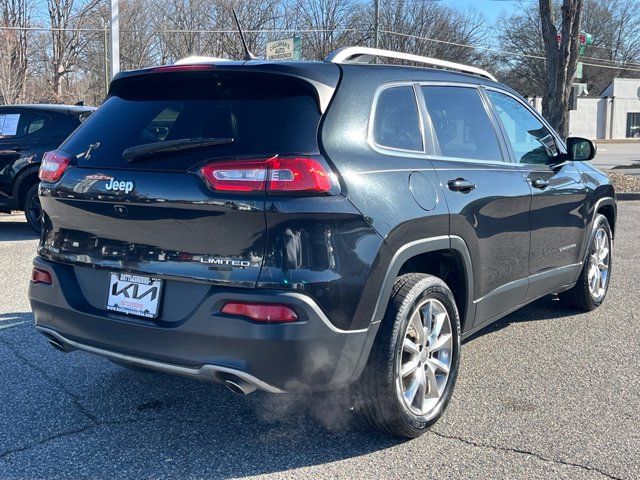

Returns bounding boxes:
[29,48,616,438]
[0,104,95,231]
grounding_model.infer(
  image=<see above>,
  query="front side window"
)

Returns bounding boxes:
[372,85,423,152]
[421,86,502,161]
[487,90,558,165]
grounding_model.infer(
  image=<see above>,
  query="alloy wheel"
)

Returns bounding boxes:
[588,227,610,301]
[396,298,453,418]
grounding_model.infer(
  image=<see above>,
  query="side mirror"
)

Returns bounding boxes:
[566,137,596,161]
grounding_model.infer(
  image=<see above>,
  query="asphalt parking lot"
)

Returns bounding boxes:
[0,202,638,480]
[592,144,640,177]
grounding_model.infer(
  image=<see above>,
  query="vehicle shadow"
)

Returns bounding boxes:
[0,216,37,241]
[5,295,576,477]
[82,375,404,478]
[463,294,578,343]
[4,315,402,478]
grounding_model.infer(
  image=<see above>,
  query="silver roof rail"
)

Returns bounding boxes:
[325,46,497,82]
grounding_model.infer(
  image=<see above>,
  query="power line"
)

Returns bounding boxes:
[580,54,640,68]
[0,25,361,34]
[2,24,640,73]
[383,30,640,73]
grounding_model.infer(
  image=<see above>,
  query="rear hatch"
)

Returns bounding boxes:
[38,64,339,290]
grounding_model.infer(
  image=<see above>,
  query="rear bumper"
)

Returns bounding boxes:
[28,257,375,393]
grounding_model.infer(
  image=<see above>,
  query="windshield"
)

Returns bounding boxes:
[62,73,322,171]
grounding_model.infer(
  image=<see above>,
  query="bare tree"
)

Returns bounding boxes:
[374,0,489,66]
[499,1,640,102]
[45,0,101,101]
[496,4,547,95]
[153,0,215,63]
[581,0,640,94]
[539,0,584,138]
[291,0,362,60]
[0,0,31,104]
[119,0,157,70]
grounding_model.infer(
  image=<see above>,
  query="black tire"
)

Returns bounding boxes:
[561,214,613,311]
[355,273,461,438]
[23,183,42,233]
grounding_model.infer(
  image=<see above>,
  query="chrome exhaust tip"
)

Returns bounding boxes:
[41,332,74,353]
[222,376,257,395]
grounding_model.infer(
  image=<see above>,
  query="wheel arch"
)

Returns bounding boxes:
[14,166,40,210]
[596,200,616,237]
[371,236,475,332]
[349,235,475,385]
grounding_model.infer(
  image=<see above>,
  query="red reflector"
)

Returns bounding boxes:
[31,268,53,285]
[221,302,298,323]
[39,150,71,182]
[200,157,332,193]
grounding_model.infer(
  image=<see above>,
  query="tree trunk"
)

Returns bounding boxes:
[539,0,583,139]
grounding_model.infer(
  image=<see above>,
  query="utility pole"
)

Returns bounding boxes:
[374,0,380,50]
[110,0,120,78]
[103,20,110,96]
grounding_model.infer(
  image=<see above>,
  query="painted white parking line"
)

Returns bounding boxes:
[0,320,28,331]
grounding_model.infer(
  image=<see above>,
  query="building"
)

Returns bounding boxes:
[527,78,640,140]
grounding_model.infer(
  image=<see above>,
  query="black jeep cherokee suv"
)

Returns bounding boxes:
[29,48,616,438]
[0,104,95,231]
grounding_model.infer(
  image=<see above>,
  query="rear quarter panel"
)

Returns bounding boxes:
[318,65,451,329]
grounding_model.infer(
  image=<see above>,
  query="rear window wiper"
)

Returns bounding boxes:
[123,137,234,162]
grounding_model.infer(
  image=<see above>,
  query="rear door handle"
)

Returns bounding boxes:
[531,178,549,189]
[448,178,476,193]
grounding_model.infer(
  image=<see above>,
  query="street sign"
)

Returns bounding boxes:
[266,36,302,60]
[556,32,593,47]
[556,31,593,67]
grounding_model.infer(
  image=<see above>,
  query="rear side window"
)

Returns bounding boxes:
[62,73,322,170]
[372,85,423,152]
[421,86,502,161]
[0,113,21,137]
[27,113,48,135]
[0,112,50,138]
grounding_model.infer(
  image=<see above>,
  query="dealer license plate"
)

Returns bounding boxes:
[106,273,162,318]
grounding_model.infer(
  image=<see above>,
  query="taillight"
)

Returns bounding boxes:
[221,302,298,323]
[201,160,267,192]
[31,268,53,285]
[200,157,332,194]
[39,150,71,182]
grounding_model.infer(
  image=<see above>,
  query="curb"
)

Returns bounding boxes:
[595,139,640,144]
[617,192,640,201]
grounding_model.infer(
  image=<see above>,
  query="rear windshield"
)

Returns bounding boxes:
[62,72,322,170]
